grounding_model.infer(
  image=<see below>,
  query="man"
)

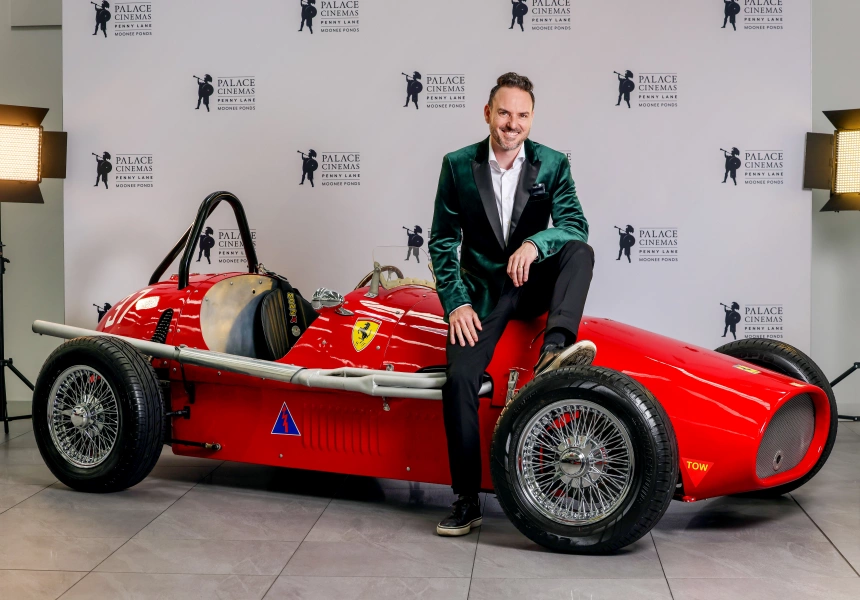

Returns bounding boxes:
[429,72,596,536]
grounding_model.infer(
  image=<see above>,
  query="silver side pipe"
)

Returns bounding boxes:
[32,320,492,400]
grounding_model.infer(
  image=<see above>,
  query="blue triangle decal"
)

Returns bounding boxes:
[271,402,301,436]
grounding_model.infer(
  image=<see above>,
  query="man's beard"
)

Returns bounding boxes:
[491,127,526,151]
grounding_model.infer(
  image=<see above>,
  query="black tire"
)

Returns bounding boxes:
[490,366,678,554]
[715,338,837,498]
[32,336,163,493]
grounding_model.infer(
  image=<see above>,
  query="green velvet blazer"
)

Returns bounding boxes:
[429,137,589,322]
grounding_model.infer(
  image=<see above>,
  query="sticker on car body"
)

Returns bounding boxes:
[682,457,714,487]
[271,402,301,436]
[733,365,761,374]
[352,319,381,352]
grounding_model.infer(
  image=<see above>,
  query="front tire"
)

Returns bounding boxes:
[715,338,837,498]
[491,366,677,554]
[32,336,163,492]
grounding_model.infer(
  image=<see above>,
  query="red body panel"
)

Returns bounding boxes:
[97,274,830,500]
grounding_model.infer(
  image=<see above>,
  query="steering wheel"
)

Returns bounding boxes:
[354,265,405,290]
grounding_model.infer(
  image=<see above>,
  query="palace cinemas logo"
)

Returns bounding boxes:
[508,0,571,33]
[193,72,256,113]
[297,148,361,187]
[720,301,784,340]
[613,224,679,264]
[89,1,153,38]
[194,225,258,265]
[721,146,785,185]
[318,0,360,34]
[89,151,154,189]
[426,74,466,109]
[721,0,785,32]
[613,70,679,109]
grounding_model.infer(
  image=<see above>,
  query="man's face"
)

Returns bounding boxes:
[484,87,534,152]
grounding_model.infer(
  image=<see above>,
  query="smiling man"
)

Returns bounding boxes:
[429,72,597,536]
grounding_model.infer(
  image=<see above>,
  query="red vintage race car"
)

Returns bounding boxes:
[30,192,837,554]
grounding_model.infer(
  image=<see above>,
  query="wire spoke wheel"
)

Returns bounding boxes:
[48,365,120,469]
[516,399,634,526]
[491,366,677,554]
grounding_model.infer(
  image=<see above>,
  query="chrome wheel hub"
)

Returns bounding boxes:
[516,399,634,526]
[48,366,120,469]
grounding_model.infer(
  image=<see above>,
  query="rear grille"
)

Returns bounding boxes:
[756,393,815,479]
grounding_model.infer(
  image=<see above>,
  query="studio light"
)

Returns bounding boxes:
[0,125,42,182]
[804,108,860,211]
[0,104,67,433]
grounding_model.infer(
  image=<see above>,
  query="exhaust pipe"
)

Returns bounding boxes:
[32,320,491,400]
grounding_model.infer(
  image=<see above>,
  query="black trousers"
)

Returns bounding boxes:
[441,240,595,495]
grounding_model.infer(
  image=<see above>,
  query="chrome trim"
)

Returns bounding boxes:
[32,320,492,401]
[311,288,344,310]
[505,369,520,406]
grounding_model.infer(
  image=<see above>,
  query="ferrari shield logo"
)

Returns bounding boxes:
[352,319,381,352]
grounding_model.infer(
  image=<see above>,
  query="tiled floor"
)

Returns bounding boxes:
[1,401,859,599]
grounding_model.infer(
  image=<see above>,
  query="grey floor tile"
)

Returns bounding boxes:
[652,496,827,544]
[264,576,471,600]
[472,516,663,579]
[468,578,673,600]
[19,468,209,514]
[305,489,467,543]
[0,463,56,486]
[0,506,163,538]
[0,570,86,600]
[791,490,860,570]
[0,404,33,442]
[668,577,860,599]
[62,572,274,600]
[283,540,477,577]
[0,535,126,570]
[654,538,856,579]
[136,485,331,541]
[96,537,298,575]
[835,424,860,442]
[840,420,860,437]
[0,482,46,511]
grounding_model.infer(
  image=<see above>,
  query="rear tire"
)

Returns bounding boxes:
[32,336,163,492]
[490,366,677,554]
[715,338,837,498]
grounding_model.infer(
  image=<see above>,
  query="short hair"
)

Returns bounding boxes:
[488,72,535,108]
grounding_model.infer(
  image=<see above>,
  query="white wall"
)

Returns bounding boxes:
[0,0,64,403]
[1,1,859,417]
[811,0,860,415]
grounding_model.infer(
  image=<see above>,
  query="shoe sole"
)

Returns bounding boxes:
[548,341,597,371]
[436,517,483,537]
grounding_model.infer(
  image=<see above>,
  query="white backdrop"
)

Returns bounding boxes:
[63,0,811,351]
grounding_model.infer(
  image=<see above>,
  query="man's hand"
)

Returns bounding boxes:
[507,242,538,287]
[449,305,482,347]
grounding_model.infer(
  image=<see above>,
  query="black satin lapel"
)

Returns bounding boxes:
[472,159,505,250]
[509,159,541,240]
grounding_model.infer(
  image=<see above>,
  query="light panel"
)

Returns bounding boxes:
[0,125,41,182]
[834,129,860,194]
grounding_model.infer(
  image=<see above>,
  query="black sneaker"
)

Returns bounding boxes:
[436,494,482,536]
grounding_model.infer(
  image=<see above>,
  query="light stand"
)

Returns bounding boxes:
[828,363,860,422]
[0,104,67,434]
[0,225,35,433]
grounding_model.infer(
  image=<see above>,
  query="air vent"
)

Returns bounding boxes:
[150,309,174,345]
